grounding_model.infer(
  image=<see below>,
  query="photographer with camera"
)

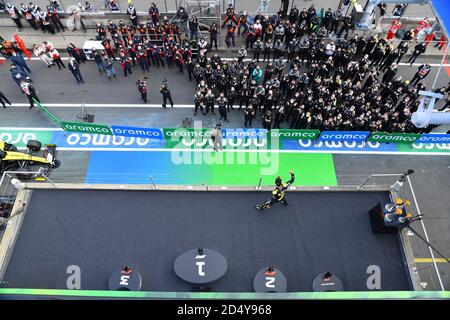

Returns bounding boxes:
[136,77,148,103]
[211,123,223,152]
[160,79,174,108]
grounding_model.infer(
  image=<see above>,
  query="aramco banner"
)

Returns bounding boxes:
[367,132,421,144]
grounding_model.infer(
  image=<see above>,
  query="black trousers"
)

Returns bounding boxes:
[176,61,184,74]
[210,37,217,49]
[162,94,173,108]
[194,102,204,114]
[239,98,249,109]
[0,93,11,107]
[273,49,281,60]
[273,118,283,129]
[13,18,23,29]
[407,53,420,65]
[123,65,133,77]
[332,21,339,33]
[26,18,38,30]
[140,91,147,103]
[52,18,65,32]
[259,196,288,209]
[54,58,66,70]
[410,73,425,85]
[204,103,215,114]
[156,56,165,67]
[244,117,253,127]
[43,23,55,34]
[438,100,450,111]
[27,93,39,109]
[80,19,87,33]
[129,55,137,66]
[219,107,227,121]
[71,69,84,84]
[227,98,235,110]
[269,197,287,206]
[139,59,149,73]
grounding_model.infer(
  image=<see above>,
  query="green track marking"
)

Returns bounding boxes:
[0,288,448,299]
[207,152,337,186]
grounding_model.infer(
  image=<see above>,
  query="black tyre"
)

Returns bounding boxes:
[15,167,33,181]
[26,140,42,152]
[1,163,19,173]
[52,160,61,169]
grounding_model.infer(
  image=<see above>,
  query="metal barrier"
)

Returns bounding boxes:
[51,171,401,191]
[0,174,16,230]
[0,170,57,221]
[0,170,57,241]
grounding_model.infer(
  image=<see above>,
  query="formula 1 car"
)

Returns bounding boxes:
[0,140,60,180]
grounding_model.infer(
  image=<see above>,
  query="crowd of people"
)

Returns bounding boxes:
[184,4,449,133]
[5,1,65,33]
[189,45,449,133]
[1,2,450,133]
[91,16,190,76]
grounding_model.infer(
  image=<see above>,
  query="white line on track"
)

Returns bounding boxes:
[1,56,449,67]
[9,103,194,108]
[407,176,446,291]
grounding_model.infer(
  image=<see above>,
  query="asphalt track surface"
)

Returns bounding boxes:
[0,59,449,290]
[1,189,411,292]
[1,59,449,110]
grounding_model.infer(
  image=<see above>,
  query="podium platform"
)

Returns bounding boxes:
[368,203,409,233]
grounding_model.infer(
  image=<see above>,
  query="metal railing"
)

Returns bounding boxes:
[0,169,55,230]
[0,170,57,241]
[30,171,405,189]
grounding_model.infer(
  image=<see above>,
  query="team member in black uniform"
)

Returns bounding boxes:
[256,171,295,210]
[160,79,174,108]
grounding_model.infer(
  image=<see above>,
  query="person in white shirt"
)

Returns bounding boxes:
[70,3,86,32]
[5,3,23,30]
[198,37,208,56]
[253,20,262,37]
[43,40,54,52]
[325,42,335,57]
[20,80,40,109]
[33,44,54,67]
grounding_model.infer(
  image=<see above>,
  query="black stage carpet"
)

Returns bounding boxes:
[1,190,410,292]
